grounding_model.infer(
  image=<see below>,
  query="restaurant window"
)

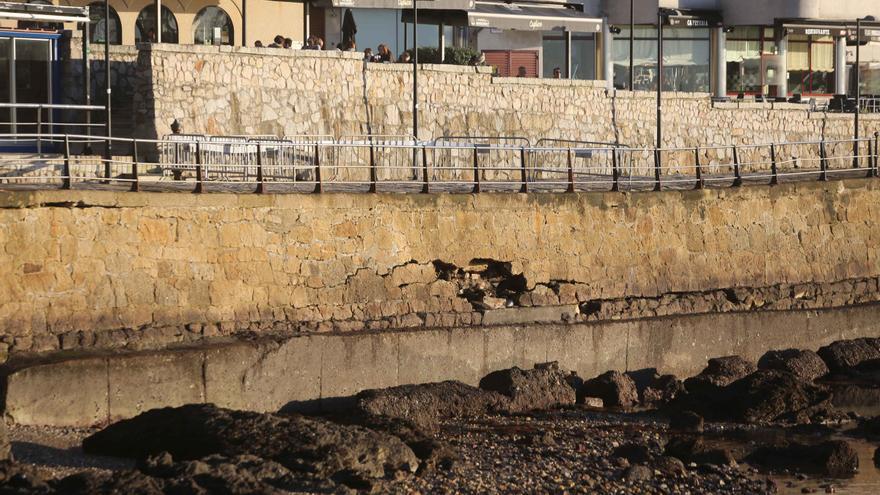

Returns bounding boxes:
[541,33,596,79]
[725,26,777,94]
[193,6,233,46]
[612,26,710,92]
[87,3,122,45]
[787,34,834,95]
[135,5,179,44]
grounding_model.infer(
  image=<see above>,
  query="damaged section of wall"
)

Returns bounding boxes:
[2,180,880,359]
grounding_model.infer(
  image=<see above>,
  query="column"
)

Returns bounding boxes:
[714,26,727,98]
[155,0,162,43]
[835,35,847,95]
[776,34,787,98]
[603,19,613,91]
[439,23,446,62]
[565,30,572,78]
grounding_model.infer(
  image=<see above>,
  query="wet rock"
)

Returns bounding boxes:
[622,464,653,482]
[758,349,829,382]
[684,356,756,394]
[641,374,685,407]
[0,420,10,462]
[746,440,859,478]
[354,381,507,429]
[817,338,880,373]
[579,371,638,408]
[82,404,419,485]
[851,415,880,440]
[612,443,653,464]
[665,437,736,466]
[720,370,831,423]
[669,410,704,433]
[874,447,880,469]
[479,362,577,413]
[830,383,880,414]
[52,470,166,495]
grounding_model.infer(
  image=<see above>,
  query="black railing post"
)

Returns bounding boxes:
[566,147,575,193]
[611,148,620,192]
[62,134,71,190]
[255,142,264,194]
[732,145,742,187]
[819,141,828,182]
[368,141,377,193]
[874,132,880,178]
[770,143,778,186]
[653,148,662,191]
[519,146,528,193]
[314,143,323,193]
[130,138,139,192]
[194,141,204,193]
[868,138,875,178]
[421,145,430,194]
[36,106,43,156]
[694,146,703,190]
[472,145,481,193]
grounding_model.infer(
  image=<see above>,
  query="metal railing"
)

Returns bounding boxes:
[0,132,877,194]
[0,103,107,154]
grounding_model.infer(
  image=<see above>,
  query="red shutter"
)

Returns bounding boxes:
[482,50,539,77]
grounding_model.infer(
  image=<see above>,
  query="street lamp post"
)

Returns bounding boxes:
[412,1,419,140]
[629,0,634,90]
[104,0,112,173]
[654,9,664,190]
[854,16,875,168]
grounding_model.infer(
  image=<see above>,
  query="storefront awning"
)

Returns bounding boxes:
[403,1,601,32]
[0,1,89,23]
[663,9,722,28]
[778,20,848,37]
[313,0,474,9]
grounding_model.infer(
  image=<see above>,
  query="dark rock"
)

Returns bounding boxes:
[720,370,831,423]
[478,362,577,412]
[746,440,859,477]
[817,338,880,373]
[0,460,52,494]
[874,447,880,469]
[830,383,880,414]
[851,415,880,440]
[622,464,653,482]
[354,381,507,429]
[641,374,685,407]
[684,356,756,394]
[611,443,653,464]
[665,437,736,466]
[579,371,638,408]
[82,404,418,485]
[669,410,704,433]
[758,349,829,382]
[651,456,686,477]
[52,470,166,495]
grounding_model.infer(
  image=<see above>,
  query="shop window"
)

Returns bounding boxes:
[786,34,834,96]
[725,26,778,95]
[193,6,234,45]
[87,3,121,45]
[135,5,179,44]
[612,26,710,92]
[541,33,596,80]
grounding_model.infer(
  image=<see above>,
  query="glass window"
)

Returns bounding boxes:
[542,34,595,80]
[14,39,51,135]
[725,26,779,95]
[136,5,179,44]
[193,6,233,45]
[542,36,564,78]
[612,25,708,92]
[88,3,121,45]
[0,39,9,131]
[786,35,834,96]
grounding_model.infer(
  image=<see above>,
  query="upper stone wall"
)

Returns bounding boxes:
[130,44,880,148]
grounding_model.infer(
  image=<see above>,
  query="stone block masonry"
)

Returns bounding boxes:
[128,44,880,150]
[1,179,880,358]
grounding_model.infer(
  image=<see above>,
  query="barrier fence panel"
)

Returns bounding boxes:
[1,133,879,193]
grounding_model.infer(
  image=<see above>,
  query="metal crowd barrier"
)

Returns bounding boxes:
[0,132,878,194]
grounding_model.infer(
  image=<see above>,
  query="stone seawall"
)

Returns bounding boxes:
[130,44,880,149]
[2,179,879,358]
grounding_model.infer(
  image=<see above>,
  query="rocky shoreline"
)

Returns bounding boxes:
[3,337,880,493]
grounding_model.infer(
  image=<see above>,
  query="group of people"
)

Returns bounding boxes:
[253,34,326,50]
[362,44,411,63]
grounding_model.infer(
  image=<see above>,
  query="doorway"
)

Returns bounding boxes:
[0,31,58,149]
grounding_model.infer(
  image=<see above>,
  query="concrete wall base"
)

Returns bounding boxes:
[4,304,880,427]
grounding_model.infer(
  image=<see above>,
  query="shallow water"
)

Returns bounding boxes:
[772,437,880,495]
